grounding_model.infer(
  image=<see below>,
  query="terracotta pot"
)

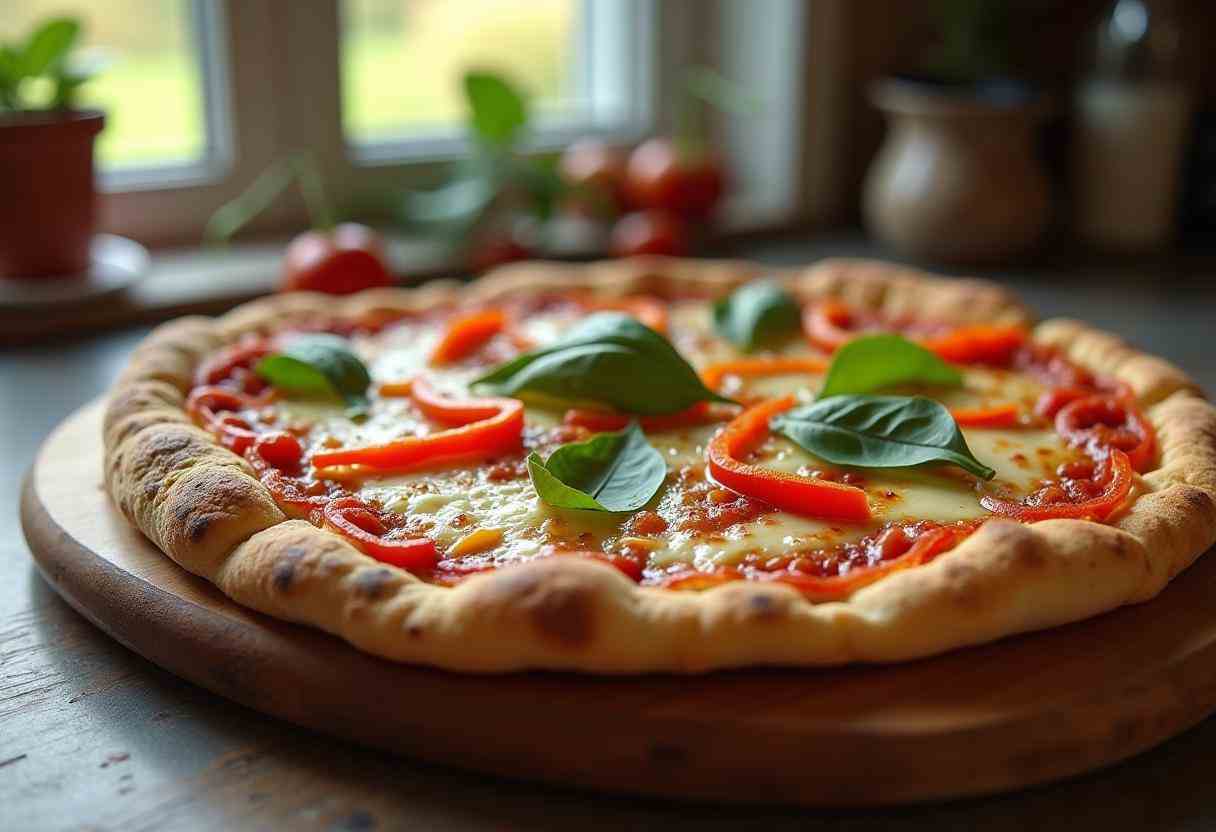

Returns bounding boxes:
[0,110,105,278]
[863,78,1051,265]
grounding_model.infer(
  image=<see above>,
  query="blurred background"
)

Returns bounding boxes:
[1,0,1215,331]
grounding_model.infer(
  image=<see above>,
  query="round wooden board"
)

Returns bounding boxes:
[21,402,1216,807]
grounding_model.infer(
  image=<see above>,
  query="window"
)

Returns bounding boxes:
[340,0,652,161]
[0,0,224,179]
[8,1,812,244]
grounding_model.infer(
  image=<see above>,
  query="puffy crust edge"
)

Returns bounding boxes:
[103,257,1215,672]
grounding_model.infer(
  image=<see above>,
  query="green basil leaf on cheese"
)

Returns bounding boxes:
[772,394,995,479]
[527,421,667,512]
[712,280,801,352]
[817,334,963,399]
[473,312,734,415]
[255,334,372,413]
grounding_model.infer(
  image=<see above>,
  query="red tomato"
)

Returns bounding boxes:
[469,232,534,274]
[280,223,394,295]
[624,137,725,220]
[610,211,689,257]
[559,138,627,214]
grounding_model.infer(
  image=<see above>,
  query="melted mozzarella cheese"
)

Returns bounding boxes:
[265,300,1079,571]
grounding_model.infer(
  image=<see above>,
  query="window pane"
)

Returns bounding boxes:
[0,0,209,170]
[341,0,585,145]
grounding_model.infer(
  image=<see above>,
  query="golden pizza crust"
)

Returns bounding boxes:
[102,256,1216,672]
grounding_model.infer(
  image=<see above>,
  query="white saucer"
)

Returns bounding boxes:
[0,235,150,308]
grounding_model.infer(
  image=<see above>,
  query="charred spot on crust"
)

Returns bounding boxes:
[527,583,595,647]
[1179,485,1216,517]
[272,546,307,592]
[186,514,211,542]
[163,468,275,556]
[985,521,1047,571]
[488,569,597,649]
[1109,532,1135,561]
[352,567,396,600]
[741,590,788,621]
[142,432,195,461]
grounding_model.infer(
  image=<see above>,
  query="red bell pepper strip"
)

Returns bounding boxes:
[322,496,438,569]
[311,377,523,473]
[657,522,977,600]
[981,447,1133,521]
[949,403,1021,428]
[801,299,857,353]
[543,548,646,582]
[699,356,829,392]
[769,523,973,601]
[429,309,507,365]
[185,386,260,455]
[261,470,333,517]
[1055,395,1155,472]
[706,395,871,522]
[803,299,1028,366]
[194,338,275,386]
[921,324,1028,365]
[657,569,745,592]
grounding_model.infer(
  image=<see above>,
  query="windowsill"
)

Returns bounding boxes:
[0,234,457,346]
[0,205,820,346]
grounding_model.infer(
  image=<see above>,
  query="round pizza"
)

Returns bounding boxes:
[103,257,1216,672]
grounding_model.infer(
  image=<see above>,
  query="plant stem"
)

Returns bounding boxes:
[291,151,336,231]
[203,159,295,244]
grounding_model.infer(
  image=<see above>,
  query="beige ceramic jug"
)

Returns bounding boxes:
[864,78,1051,264]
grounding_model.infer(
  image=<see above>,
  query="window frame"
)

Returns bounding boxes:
[99,0,818,247]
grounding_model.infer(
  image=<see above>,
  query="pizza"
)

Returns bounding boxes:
[103,257,1216,673]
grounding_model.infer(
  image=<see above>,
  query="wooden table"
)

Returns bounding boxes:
[4,238,1216,830]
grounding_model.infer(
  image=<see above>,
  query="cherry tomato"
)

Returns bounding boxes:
[610,211,689,257]
[624,137,725,220]
[468,232,535,273]
[559,138,627,215]
[280,223,394,295]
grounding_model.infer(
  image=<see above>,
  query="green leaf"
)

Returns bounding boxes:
[527,422,666,512]
[22,18,79,77]
[772,395,996,480]
[473,312,734,416]
[255,334,372,412]
[0,46,22,108]
[0,45,23,83]
[463,71,528,147]
[818,334,963,399]
[712,280,801,352]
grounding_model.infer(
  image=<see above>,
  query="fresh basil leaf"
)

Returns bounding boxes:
[818,334,963,399]
[527,422,666,512]
[22,18,78,77]
[473,312,734,415]
[712,280,801,352]
[772,395,995,480]
[255,334,371,412]
[463,71,527,147]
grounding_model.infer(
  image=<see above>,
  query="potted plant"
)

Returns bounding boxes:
[863,1,1051,264]
[0,17,105,278]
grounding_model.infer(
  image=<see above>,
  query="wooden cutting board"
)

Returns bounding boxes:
[21,401,1216,806]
